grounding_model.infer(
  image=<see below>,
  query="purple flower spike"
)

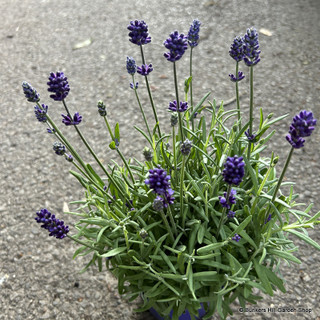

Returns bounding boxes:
[127,20,151,45]
[168,100,188,112]
[35,208,69,239]
[53,141,66,156]
[286,110,317,148]
[61,112,82,126]
[47,72,70,101]
[145,166,172,195]
[126,56,136,75]
[137,63,153,76]
[219,189,237,209]
[180,139,192,156]
[164,31,188,62]
[130,82,139,90]
[34,104,48,122]
[245,129,257,141]
[229,36,244,62]
[243,27,261,67]
[187,19,201,48]
[229,71,245,82]
[227,211,236,219]
[222,156,245,186]
[232,233,241,242]
[22,81,40,102]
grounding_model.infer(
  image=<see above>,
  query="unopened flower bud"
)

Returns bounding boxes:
[97,100,107,117]
[139,229,148,239]
[143,147,153,162]
[267,113,274,120]
[53,141,66,156]
[170,112,178,127]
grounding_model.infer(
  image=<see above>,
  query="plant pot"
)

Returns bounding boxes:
[149,303,207,320]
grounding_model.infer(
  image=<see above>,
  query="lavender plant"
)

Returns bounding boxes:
[22,21,319,320]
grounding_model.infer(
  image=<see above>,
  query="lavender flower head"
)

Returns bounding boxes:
[127,20,151,45]
[219,189,237,209]
[61,112,82,126]
[145,166,171,195]
[34,104,48,122]
[245,129,257,142]
[187,19,201,48]
[180,139,192,156]
[227,211,236,219]
[243,27,261,67]
[229,71,245,82]
[168,100,188,112]
[164,31,188,62]
[232,233,241,242]
[97,100,107,117]
[153,196,164,212]
[229,36,244,62]
[35,208,69,239]
[222,156,245,186]
[53,141,66,156]
[22,81,40,102]
[137,63,153,76]
[126,56,136,75]
[47,72,70,101]
[286,110,317,148]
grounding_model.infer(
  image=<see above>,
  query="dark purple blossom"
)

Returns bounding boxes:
[219,189,237,209]
[180,139,192,156]
[232,233,241,242]
[153,196,164,211]
[61,112,82,126]
[229,71,245,82]
[245,129,257,141]
[34,104,48,122]
[229,36,244,62]
[126,56,136,75]
[164,31,188,62]
[97,101,107,117]
[22,81,40,102]
[243,27,261,67]
[47,72,70,101]
[222,156,245,186]
[47,128,55,134]
[187,19,201,48]
[145,166,172,195]
[286,110,317,148]
[168,100,188,112]
[35,208,69,239]
[53,141,66,156]
[65,154,73,162]
[127,20,151,45]
[130,82,139,90]
[227,211,236,219]
[137,63,153,76]
[264,214,272,224]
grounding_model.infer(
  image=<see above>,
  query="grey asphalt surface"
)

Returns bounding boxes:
[1,0,320,319]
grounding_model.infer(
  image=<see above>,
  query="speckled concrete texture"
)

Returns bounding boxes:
[1,0,320,319]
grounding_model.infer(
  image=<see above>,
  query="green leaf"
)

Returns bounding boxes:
[197,241,228,255]
[268,248,301,264]
[253,258,274,296]
[109,141,116,150]
[264,268,286,293]
[114,122,120,141]
[184,76,192,94]
[287,229,320,250]
[242,156,258,194]
[230,215,252,238]
[190,92,211,119]
[98,247,127,258]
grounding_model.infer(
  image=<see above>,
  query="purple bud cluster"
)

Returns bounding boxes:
[168,100,188,112]
[53,141,66,156]
[22,81,40,102]
[180,139,192,156]
[126,56,137,75]
[35,208,69,239]
[61,112,82,126]
[145,166,174,209]
[97,101,107,117]
[47,72,70,101]
[127,20,151,46]
[229,71,245,82]
[243,27,261,67]
[229,36,244,62]
[232,233,241,242]
[34,104,48,122]
[222,156,245,186]
[137,63,153,76]
[187,19,201,48]
[164,31,188,62]
[219,189,237,209]
[286,110,317,148]
[245,129,257,141]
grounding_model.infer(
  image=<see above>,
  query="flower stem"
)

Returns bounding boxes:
[216,185,231,239]
[160,210,175,243]
[181,156,186,229]
[189,47,195,132]
[67,234,96,251]
[140,45,161,137]
[173,61,184,141]
[247,66,254,160]
[235,62,241,127]
[132,75,152,140]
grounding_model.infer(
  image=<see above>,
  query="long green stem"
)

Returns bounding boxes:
[67,234,96,251]
[160,210,175,243]
[140,45,161,137]
[116,148,135,187]
[247,66,254,160]
[189,47,195,132]
[173,62,184,141]
[235,62,241,127]
[62,100,126,199]
[216,185,231,239]
[181,156,186,229]
[132,75,152,140]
